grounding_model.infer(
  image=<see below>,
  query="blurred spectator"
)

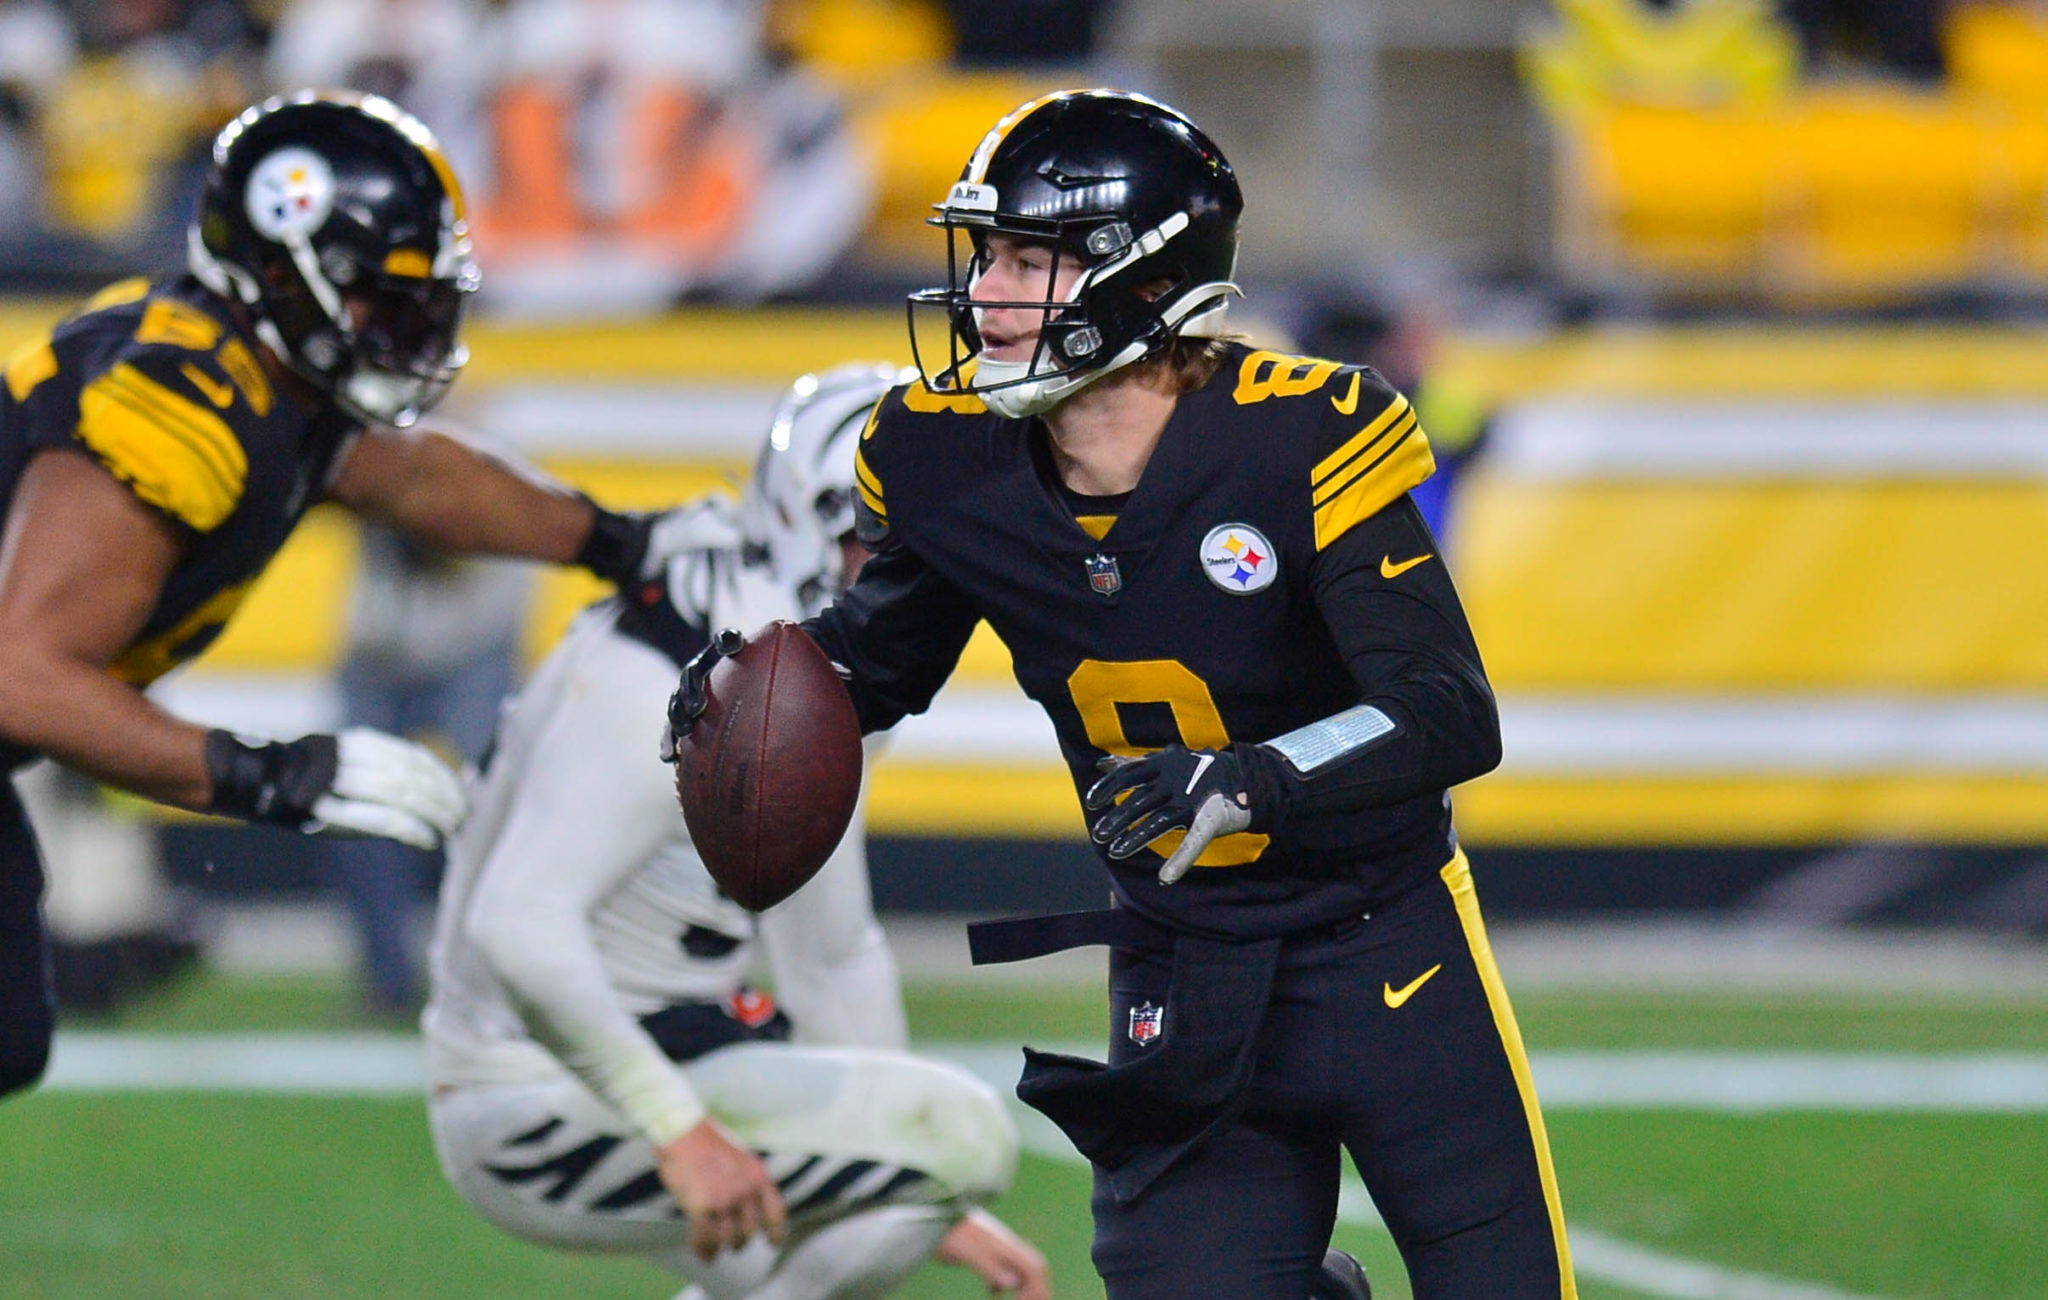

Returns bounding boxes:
[472,0,873,314]
[1302,292,1492,547]
[940,0,1114,65]
[1779,0,1947,82]
[0,2,76,238]
[35,0,256,265]
[327,523,529,1017]
[264,0,496,183]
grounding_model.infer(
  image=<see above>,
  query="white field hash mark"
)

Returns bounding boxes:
[40,1038,1987,1299]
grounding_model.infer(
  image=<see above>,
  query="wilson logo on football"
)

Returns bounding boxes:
[1199,522,1277,594]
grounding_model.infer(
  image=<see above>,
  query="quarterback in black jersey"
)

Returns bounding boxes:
[674,90,1579,1299]
[0,93,717,1103]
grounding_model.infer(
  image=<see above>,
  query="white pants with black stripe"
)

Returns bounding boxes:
[430,1043,1018,1298]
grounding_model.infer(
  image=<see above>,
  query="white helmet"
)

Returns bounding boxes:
[742,362,913,616]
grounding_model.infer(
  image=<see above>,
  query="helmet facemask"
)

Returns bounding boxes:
[909,202,1236,420]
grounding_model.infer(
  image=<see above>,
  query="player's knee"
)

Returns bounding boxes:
[0,1013,53,1099]
[914,1063,1019,1207]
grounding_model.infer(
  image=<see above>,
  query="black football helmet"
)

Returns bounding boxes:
[188,91,480,427]
[907,89,1243,418]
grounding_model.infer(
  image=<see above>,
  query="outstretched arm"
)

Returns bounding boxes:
[329,425,739,586]
[0,450,210,806]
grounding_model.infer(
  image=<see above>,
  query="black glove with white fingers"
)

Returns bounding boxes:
[204,727,467,850]
[659,627,745,762]
[1083,744,1258,884]
[580,499,742,591]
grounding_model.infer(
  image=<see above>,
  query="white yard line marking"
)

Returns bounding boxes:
[32,1035,1934,1300]
[43,1036,2048,1111]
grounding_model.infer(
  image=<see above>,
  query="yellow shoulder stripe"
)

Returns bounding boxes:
[4,335,56,402]
[83,278,150,312]
[1312,419,1435,552]
[1311,394,1413,496]
[78,363,249,532]
[135,298,222,352]
[853,444,886,522]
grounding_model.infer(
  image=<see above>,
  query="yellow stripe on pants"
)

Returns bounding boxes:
[1439,848,1578,1298]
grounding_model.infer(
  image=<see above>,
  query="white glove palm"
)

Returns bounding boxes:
[305,727,468,850]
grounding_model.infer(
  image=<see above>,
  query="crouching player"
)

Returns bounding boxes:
[423,365,1049,1300]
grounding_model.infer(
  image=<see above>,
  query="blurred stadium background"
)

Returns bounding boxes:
[3,0,2047,1297]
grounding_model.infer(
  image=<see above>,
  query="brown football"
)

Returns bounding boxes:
[673,621,863,911]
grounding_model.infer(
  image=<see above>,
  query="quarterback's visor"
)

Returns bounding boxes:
[908,219,1096,400]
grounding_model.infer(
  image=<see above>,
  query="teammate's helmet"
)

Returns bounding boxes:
[188,91,480,428]
[907,89,1243,419]
[742,363,911,616]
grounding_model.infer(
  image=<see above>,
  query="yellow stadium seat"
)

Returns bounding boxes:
[1562,102,1789,284]
[1946,2,2048,109]
[772,0,953,88]
[1779,89,2010,298]
[2009,114,2048,279]
[850,73,1068,265]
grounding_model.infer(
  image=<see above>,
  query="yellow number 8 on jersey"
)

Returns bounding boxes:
[1066,659,1271,869]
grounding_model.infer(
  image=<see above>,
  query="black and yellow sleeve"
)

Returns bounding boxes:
[1307,368,1435,553]
[851,393,889,545]
[73,356,250,533]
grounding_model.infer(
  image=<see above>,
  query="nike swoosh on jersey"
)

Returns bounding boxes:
[180,363,236,409]
[1330,372,1361,415]
[1383,963,1442,1008]
[1380,552,1433,579]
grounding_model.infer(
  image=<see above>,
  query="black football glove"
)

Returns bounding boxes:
[203,728,465,849]
[659,627,745,762]
[578,499,741,591]
[1083,744,1257,884]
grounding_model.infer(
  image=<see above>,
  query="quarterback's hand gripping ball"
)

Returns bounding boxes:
[665,622,863,911]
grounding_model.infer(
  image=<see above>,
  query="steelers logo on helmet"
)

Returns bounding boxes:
[245,146,335,240]
[1200,522,1278,594]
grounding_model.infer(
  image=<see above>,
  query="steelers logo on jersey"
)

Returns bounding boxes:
[1199,522,1277,595]
[246,147,336,240]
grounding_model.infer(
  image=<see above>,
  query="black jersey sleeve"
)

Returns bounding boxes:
[803,535,981,735]
[1236,406,1500,837]
[1242,496,1499,833]
[804,390,982,734]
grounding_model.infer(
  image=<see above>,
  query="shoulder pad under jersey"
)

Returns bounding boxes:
[1224,350,1433,553]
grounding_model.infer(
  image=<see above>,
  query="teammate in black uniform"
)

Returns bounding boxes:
[671,90,1577,1299]
[0,93,715,1102]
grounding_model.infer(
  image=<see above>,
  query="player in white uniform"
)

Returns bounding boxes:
[424,365,1049,1300]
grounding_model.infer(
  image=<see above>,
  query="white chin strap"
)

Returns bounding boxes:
[977,284,1239,420]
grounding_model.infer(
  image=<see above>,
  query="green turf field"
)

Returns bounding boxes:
[3,971,2044,1300]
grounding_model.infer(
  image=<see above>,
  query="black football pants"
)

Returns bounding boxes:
[0,777,54,1099]
[1089,852,1576,1300]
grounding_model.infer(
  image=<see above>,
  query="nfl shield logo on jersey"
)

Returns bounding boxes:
[1128,1000,1165,1046]
[1086,553,1123,597]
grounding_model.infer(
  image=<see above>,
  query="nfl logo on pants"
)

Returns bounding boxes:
[1128,1000,1164,1045]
